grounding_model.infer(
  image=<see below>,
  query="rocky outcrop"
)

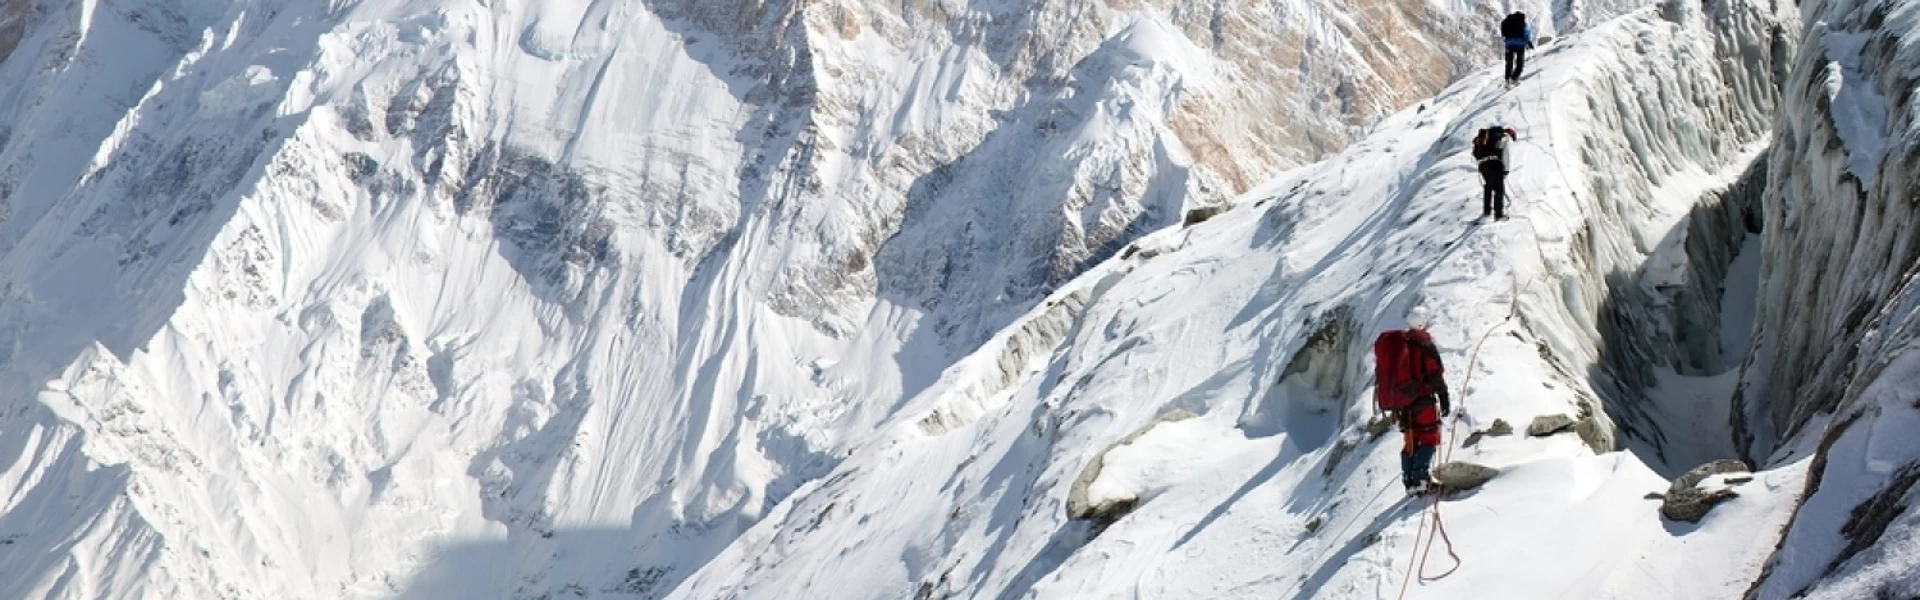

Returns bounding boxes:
[1364,412,1394,439]
[1067,410,1198,523]
[1183,204,1229,227]
[1660,459,1752,522]
[1575,413,1616,454]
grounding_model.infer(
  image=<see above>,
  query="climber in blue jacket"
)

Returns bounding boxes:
[1501,12,1535,84]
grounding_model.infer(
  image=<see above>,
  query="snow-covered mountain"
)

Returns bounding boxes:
[0,0,1659,597]
[0,0,1916,598]
[674,1,1803,597]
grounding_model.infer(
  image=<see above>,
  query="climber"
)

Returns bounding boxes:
[1472,125,1519,220]
[1501,12,1535,84]
[1373,306,1451,495]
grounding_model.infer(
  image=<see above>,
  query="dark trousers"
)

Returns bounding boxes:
[1401,444,1438,487]
[1479,161,1507,218]
[1504,47,1527,81]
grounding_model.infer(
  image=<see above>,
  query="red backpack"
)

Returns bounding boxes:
[1374,330,1438,411]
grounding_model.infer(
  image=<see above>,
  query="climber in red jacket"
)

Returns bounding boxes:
[1374,306,1452,495]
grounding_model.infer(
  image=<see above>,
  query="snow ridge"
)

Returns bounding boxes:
[671,3,1798,598]
[0,0,1663,597]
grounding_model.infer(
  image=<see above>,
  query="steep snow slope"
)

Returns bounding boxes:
[1738,0,1920,597]
[673,2,1797,598]
[0,0,1663,598]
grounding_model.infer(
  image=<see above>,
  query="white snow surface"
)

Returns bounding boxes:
[1817,30,1890,187]
[675,4,1807,599]
[0,0,1691,597]
[34,0,1920,597]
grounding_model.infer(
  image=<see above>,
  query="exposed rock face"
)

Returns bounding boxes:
[1183,204,1229,227]
[1365,413,1395,439]
[1661,459,1752,522]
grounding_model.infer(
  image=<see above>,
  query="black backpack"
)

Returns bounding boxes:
[1472,128,1503,160]
[1501,13,1526,39]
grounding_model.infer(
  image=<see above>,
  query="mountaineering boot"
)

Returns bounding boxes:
[1406,481,1429,497]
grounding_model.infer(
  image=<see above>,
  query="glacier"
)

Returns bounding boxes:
[0,0,1917,598]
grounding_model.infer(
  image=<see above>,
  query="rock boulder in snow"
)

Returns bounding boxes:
[1528,414,1578,437]
[1660,460,1752,523]
[1461,418,1514,447]
[1487,419,1515,436]
[1183,205,1229,227]
[1575,413,1617,453]
[1432,462,1499,492]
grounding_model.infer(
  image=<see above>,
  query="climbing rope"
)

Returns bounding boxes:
[1416,495,1463,581]
[1392,79,1569,598]
[1395,494,1435,599]
[1395,234,1543,599]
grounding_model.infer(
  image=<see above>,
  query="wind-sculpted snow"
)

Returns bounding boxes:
[673,3,1800,598]
[1736,0,1920,597]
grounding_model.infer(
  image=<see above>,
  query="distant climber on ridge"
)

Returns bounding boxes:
[1472,125,1519,221]
[1501,12,1535,84]
[1374,306,1451,496]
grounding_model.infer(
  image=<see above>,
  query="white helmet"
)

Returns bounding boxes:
[1407,305,1433,330]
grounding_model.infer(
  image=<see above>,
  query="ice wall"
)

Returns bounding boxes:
[1738,0,1920,597]
[1504,0,1788,471]
[1736,0,1920,455]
